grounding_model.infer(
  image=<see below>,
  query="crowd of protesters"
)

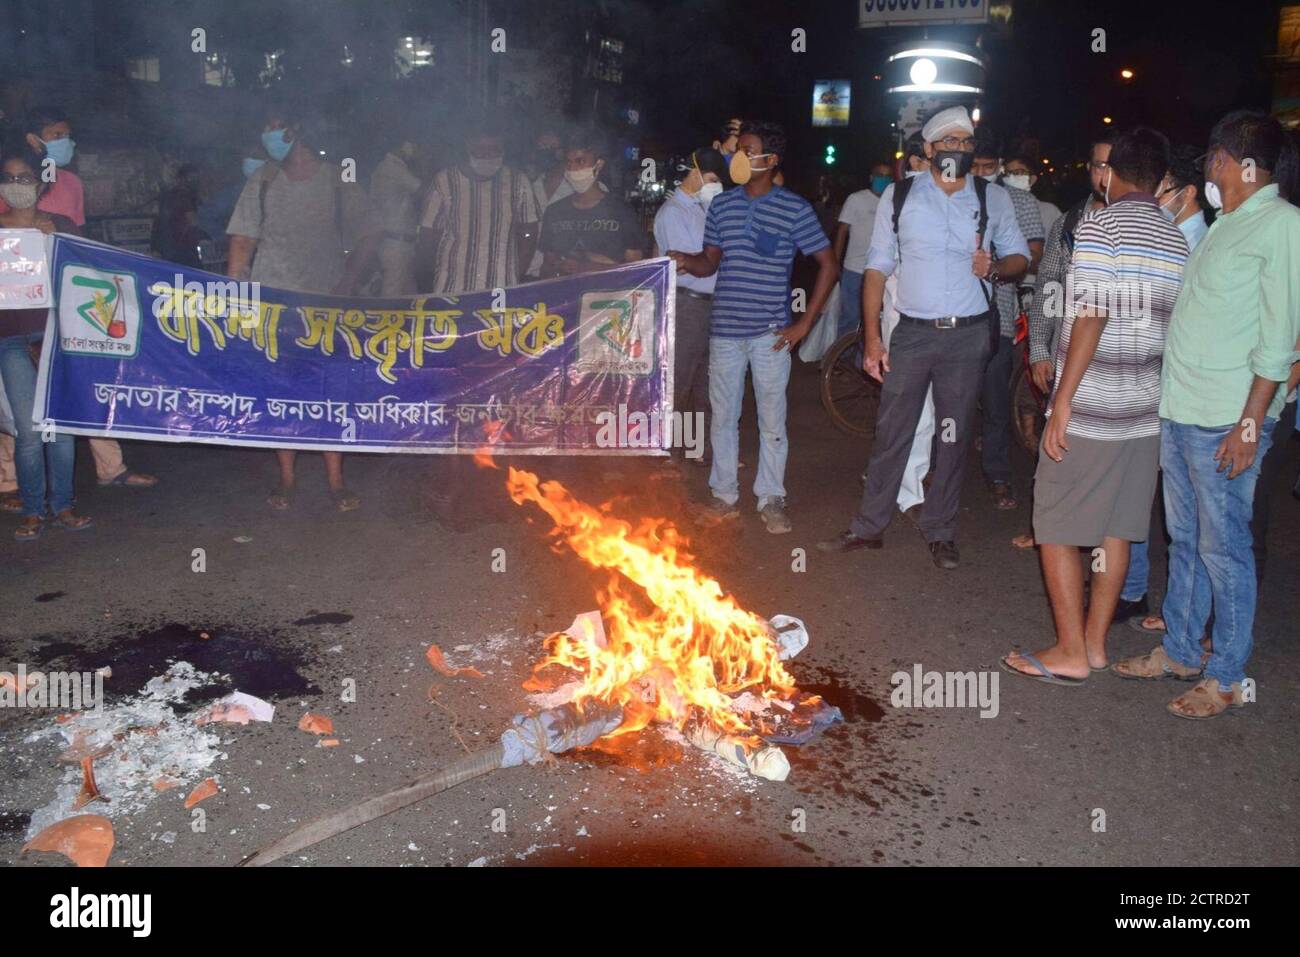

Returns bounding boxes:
[2,95,1298,721]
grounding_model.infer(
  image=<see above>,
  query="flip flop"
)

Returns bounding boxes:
[267,485,294,510]
[331,488,361,512]
[999,652,1087,686]
[49,512,93,532]
[14,519,43,542]
[97,470,157,488]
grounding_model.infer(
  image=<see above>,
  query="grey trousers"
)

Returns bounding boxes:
[850,319,991,543]
[674,291,712,443]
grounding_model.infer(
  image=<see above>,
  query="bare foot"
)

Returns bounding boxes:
[1004,646,1090,681]
[1011,533,1036,549]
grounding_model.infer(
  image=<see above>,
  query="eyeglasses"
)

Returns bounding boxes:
[0,173,37,185]
[936,135,976,150]
[1087,161,1110,171]
[1004,168,1032,177]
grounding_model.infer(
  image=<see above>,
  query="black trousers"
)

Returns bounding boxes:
[850,320,991,543]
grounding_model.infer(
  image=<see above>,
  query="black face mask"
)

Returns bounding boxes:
[932,149,974,179]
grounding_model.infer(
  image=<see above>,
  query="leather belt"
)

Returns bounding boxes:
[897,310,990,330]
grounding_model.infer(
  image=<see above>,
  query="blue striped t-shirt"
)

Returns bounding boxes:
[703,185,829,338]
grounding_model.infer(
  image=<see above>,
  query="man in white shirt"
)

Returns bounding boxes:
[832,183,880,340]
[370,140,423,295]
[652,148,729,462]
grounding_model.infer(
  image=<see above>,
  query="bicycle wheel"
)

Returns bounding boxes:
[1010,363,1046,454]
[820,331,880,437]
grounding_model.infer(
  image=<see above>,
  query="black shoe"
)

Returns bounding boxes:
[817,531,882,553]
[928,540,959,569]
[1111,594,1149,624]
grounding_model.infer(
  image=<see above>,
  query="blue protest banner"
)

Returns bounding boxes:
[34,235,675,454]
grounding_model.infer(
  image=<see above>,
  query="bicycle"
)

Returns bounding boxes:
[1008,289,1050,454]
[819,328,880,437]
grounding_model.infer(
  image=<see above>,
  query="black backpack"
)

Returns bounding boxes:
[891,173,997,345]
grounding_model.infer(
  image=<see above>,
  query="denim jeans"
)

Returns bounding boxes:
[1122,539,1150,602]
[838,269,864,341]
[1160,416,1276,687]
[709,331,790,508]
[0,331,75,517]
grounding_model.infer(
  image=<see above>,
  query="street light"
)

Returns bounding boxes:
[1120,68,1134,80]
[1102,116,1113,125]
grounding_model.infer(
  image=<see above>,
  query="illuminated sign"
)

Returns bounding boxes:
[812,80,851,127]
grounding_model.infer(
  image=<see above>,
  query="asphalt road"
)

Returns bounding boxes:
[2,364,1297,867]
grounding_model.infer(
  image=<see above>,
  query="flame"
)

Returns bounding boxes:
[472,421,509,470]
[507,467,795,741]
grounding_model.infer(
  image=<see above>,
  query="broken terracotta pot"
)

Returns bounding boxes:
[21,815,114,867]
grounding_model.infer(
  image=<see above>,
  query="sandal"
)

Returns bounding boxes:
[999,653,1087,686]
[267,485,294,510]
[1127,614,1166,634]
[1,492,22,513]
[50,510,93,532]
[1167,678,1243,720]
[331,488,361,512]
[988,479,1017,510]
[98,470,158,488]
[1111,645,1201,681]
[14,516,43,541]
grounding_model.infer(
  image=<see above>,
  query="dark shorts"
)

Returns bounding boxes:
[1032,432,1160,546]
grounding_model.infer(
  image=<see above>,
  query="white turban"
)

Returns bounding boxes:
[921,106,974,143]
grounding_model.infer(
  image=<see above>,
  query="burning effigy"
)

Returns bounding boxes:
[242,468,839,866]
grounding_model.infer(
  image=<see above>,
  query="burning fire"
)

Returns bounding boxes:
[506,467,796,741]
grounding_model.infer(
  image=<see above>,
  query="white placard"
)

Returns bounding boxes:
[0,228,51,307]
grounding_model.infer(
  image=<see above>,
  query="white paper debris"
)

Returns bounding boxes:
[195,691,275,726]
[768,615,808,660]
[23,661,226,839]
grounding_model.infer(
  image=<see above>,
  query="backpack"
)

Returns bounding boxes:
[891,173,997,344]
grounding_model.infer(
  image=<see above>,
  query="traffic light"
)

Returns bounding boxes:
[824,143,837,166]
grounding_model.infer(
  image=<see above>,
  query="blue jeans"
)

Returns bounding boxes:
[709,331,790,508]
[1160,416,1275,687]
[1122,539,1150,602]
[838,269,864,341]
[0,332,76,517]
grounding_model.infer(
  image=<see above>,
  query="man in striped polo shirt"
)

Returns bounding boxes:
[668,121,839,533]
[418,119,540,295]
[1002,128,1188,686]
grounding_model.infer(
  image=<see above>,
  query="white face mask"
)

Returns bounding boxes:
[468,157,502,178]
[0,182,40,209]
[565,166,598,193]
[1204,179,1223,210]
[1158,188,1187,223]
[696,182,723,206]
[1003,173,1031,191]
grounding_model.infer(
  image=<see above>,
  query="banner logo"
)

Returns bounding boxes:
[578,289,654,375]
[58,264,141,357]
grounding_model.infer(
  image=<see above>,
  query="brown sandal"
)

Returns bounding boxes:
[1111,645,1201,681]
[1167,678,1243,720]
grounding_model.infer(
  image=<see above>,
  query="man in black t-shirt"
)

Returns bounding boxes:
[538,134,645,276]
